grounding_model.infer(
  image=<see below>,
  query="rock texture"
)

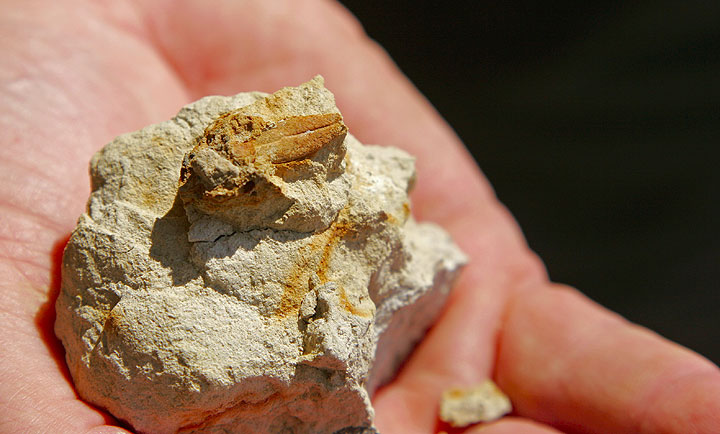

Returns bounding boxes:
[55,76,466,434]
[439,380,512,428]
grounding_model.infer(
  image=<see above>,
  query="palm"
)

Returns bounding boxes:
[1,2,717,434]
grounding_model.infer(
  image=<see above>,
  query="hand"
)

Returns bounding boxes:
[1,1,718,433]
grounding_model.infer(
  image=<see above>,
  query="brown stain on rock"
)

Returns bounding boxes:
[402,201,411,220]
[274,212,349,318]
[230,113,345,164]
[338,287,374,319]
[381,201,411,227]
[177,102,371,319]
[178,112,347,214]
[274,209,372,319]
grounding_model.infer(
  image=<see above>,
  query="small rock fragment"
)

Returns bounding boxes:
[55,76,466,433]
[439,380,513,428]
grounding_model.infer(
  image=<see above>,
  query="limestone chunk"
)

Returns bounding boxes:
[439,380,513,428]
[55,76,466,434]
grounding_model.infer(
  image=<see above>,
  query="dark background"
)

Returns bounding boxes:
[340,1,719,364]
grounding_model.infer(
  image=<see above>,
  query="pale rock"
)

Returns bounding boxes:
[55,76,466,433]
[439,380,513,428]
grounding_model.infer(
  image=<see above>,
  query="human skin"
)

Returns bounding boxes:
[0,1,718,433]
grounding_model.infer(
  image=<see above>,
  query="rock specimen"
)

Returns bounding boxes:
[439,380,512,428]
[55,76,466,434]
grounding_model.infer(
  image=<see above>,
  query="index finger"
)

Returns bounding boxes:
[497,284,720,433]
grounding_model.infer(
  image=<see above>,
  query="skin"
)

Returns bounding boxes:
[0,1,718,433]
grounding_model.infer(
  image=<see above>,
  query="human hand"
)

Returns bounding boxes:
[1,1,718,433]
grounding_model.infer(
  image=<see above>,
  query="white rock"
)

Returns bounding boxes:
[439,380,513,428]
[55,76,466,434]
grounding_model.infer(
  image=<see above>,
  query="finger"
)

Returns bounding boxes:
[466,417,564,433]
[372,265,543,433]
[496,284,720,434]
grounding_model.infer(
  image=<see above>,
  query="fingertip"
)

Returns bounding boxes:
[638,366,720,433]
[496,282,720,433]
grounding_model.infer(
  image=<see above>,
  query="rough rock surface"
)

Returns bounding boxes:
[55,76,466,434]
[439,380,512,428]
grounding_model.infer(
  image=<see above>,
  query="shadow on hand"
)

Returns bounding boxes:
[34,234,73,387]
